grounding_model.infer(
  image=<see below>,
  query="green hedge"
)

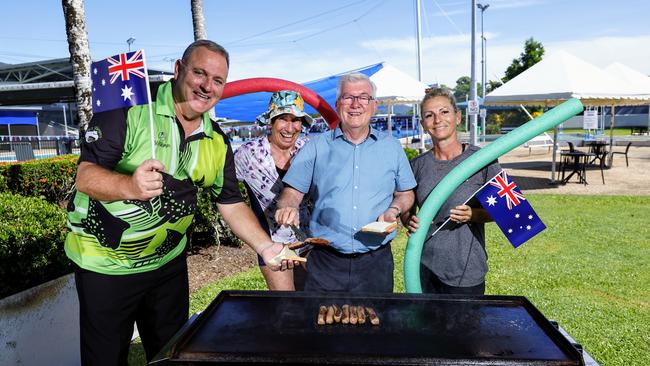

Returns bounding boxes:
[189,183,249,249]
[0,192,71,298]
[0,173,7,192]
[0,155,78,205]
[403,147,420,160]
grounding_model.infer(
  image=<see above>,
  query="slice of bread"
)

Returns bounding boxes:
[266,246,307,266]
[361,221,398,235]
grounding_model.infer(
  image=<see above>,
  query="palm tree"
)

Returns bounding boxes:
[191,0,208,40]
[61,0,92,130]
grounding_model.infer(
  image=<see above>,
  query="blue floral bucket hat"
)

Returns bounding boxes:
[256,90,313,127]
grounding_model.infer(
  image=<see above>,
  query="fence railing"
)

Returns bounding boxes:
[0,136,80,162]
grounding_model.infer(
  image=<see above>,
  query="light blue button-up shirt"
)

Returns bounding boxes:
[283,126,416,254]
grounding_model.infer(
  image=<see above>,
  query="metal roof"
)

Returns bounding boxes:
[0,57,171,106]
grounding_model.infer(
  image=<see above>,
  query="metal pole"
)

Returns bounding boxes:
[415,0,426,150]
[469,0,478,146]
[36,114,41,150]
[478,3,489,143]
[62,104,69,137]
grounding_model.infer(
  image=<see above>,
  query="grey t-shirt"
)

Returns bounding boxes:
[410,145,502,287]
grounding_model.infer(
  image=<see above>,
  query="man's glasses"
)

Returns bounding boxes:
[339,94,374,106]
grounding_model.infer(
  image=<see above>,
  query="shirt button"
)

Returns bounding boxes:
[353,227,357,230]
[354,186,358,189]
[355,165,359,169]
[353,206,357,210]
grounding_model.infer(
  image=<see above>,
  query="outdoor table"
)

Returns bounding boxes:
[560,151,594,185]
[586,141,608,166]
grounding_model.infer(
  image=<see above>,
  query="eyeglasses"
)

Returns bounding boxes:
[339,94,374,106]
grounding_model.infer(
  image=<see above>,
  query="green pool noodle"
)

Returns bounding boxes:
[404,98,584,293]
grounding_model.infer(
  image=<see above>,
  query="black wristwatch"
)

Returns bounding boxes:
[388,206,401,217]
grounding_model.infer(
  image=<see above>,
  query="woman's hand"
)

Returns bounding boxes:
[407,215,420,234]
[449,205,472,224]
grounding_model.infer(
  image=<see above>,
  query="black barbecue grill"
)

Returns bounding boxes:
[150,291,585,365]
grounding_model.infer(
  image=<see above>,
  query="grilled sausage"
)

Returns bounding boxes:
[318,305,327,325]
[287,241,306,250]
[341,304,350,324]
[326,305,335,324]
[333,304,343,323]
[304,237,330,246]
[357,306,366,324]
[365,307,380,325]
[349,305,358,325]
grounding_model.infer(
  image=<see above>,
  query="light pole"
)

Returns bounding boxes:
[477,3,489,142]
[469,0,478,146]
[126,37,135,52]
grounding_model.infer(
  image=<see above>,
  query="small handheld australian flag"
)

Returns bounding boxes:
[90,50,157,158]
[91,50,150,113]
[475,170,546,248]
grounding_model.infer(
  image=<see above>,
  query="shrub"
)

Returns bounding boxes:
[0,192,71,298]
[0,174,7,192]
[188,183,249,250]
[0,155,78,206]
[403,147,420,160]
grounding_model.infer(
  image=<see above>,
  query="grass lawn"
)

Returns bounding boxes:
[131,194,649,366]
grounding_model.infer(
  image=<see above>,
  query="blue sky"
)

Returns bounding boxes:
[1,0,648,87]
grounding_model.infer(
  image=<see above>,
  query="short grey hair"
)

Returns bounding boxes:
[181,39,230,67]
[336,72,377,100]
[420,87,458,114]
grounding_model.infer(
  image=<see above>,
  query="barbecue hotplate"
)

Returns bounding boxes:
[151,291,585,365]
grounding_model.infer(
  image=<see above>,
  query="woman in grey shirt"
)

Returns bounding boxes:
[404,87,501,295]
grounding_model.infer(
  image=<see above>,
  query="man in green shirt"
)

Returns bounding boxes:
[65,40,290,365]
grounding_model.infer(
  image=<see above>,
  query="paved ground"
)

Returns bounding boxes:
[498,145,650,195]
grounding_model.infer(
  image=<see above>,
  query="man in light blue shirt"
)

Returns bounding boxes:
[275,73,416,292]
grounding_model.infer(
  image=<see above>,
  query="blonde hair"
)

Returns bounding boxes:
[420,87,458,115]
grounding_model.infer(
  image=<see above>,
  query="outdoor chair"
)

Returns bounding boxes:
[563,141,576,153]
[611,142,632,167]
[562,141,576,152]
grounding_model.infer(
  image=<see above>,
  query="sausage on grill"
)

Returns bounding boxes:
[357,306,366,324]
[365,307,380,325]
[341,304,350,324]
[326,305,335,324]
[317,305,327,325]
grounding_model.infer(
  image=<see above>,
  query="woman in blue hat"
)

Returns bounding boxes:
[234,90,313,290]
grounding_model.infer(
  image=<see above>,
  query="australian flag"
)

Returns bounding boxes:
[91,50,149,113]
[475,170,546,248]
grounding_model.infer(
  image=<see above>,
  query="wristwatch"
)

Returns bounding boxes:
[388,206,401,217]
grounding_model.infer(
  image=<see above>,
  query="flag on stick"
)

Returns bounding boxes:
[91,50,157,158]
[475,170,546,247]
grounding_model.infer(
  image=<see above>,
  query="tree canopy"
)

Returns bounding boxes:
[503,37,545,82]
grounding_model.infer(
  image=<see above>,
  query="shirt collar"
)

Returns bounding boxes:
[332,125,381,143]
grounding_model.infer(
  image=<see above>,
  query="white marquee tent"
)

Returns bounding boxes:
[604,62,650,92]
[485,50,650,107]
[604,62,650,131]
[484,50,650,182]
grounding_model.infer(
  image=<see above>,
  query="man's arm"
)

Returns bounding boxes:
[378,190,415,223]
[76,160,165,201]
[274,186,306,226]
[217,201,287,269]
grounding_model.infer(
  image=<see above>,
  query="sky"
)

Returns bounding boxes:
[1,0,649,88]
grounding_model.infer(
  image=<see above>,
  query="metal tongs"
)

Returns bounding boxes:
[289,224,308,242]
[287,224,330,251]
